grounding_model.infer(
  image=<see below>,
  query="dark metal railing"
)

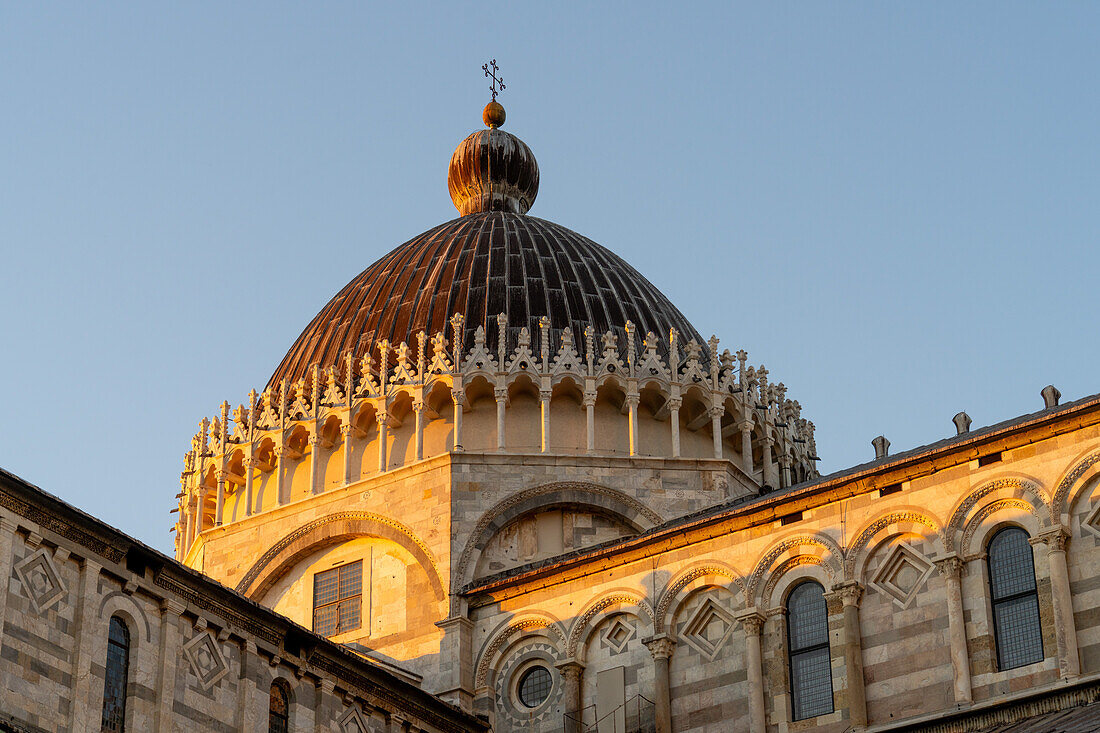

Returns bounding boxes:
[563,694,655,733]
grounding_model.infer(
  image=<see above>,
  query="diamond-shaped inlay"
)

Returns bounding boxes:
[871,543,934,608]
[680,597,736,661]
[339,705,368,733]
[1083,502,1100,539]
[182,631,229,690]
[14,549,67,614]
[602,616,636,654]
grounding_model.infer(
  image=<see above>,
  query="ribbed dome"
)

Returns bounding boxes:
[269,212,704,387]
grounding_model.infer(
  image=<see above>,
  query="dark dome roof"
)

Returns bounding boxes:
[269,212,704,386]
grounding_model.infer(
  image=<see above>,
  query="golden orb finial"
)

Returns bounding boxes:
[483,101,506,129]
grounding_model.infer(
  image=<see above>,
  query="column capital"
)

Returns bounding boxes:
[642,634,675,660]
[831,580,864,608]
[339,423,353,436]
[934,553,966,579]
[625,393,641,408]
[737,418,754,432]
[494,386,508,400]
[666,397,682,411]
[308,434,321,447]
[1038,526,1070,552]
[737,610,766,635]
[582,393,597,408]
[375,410,389,425]
[708,404,725,418]
[555,660,584,680]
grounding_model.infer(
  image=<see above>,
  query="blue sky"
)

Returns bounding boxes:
[2,3,1097,553]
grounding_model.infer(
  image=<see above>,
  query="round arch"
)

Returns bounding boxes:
[454,482,664,593]
[654,561,743,634]
[235,512,444,601]
[566,590,654,661]
[945,477,1050,553]
[746,532,843,607]
[1052,448,1100,523]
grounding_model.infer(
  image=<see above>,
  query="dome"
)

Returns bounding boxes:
[448,128,539,216]
[269,212,704,387]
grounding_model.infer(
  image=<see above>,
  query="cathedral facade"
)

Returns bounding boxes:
[3,97,1099,733]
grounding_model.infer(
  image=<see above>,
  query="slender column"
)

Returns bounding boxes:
[761,438,775,487]
[377,412,389,472]
[935,555,972,703]
[495,387,507,452]
[739,420,754,476]
[738,611,767,733]
[341,424,354,484]
[309,435,322,493]
[833,582,867,727]
[154,599,185,730]
[1040,528,1080,679]
[557,661,584,733]
[244,457,255,516]
[540,389,552,453]
[413,401,425,461]
[584,393,596,454]
[710,405,724,459]
[451,390,464,451]
[184,497,196,548]
[195,489,207,534]
[215,469,226,525]
[668,398,682,458]
[644,635,675,733]
[626,394,640,456]
[275,445,286,505]
[779,454,791,489]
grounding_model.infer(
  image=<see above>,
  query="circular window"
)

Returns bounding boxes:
[517,665,552,708]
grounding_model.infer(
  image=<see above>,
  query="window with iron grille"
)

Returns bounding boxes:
[988,527,1044,670]
[518,665,552,708]
[787,581,833,721]
[313,560,362,637]
[269,682,289,733]
[101,616,130,732]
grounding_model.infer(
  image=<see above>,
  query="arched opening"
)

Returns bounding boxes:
[787,581,833,721]
[101,615,131,732]
[268,680,290,733]
[987,526,1044,670]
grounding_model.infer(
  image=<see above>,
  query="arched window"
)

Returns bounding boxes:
[988,527,1044,670]
[269,682,289,733]
[101,615,130,732]
[787,581,833,720]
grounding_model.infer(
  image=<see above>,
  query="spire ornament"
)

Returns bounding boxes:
[482,59,507,128]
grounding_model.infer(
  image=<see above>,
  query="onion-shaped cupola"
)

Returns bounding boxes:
[447,101,540,216]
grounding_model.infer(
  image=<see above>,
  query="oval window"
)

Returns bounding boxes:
[518,665,552,708]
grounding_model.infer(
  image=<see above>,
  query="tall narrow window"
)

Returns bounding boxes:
[313,560,362,636]
[101,616,130,732]
[269,683,289,733]
[787,581,833,720]
[988,527,1044,670]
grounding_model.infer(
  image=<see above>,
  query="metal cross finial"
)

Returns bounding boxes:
[483,59,505,102]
